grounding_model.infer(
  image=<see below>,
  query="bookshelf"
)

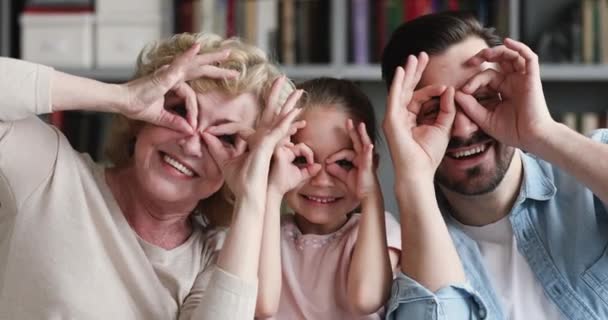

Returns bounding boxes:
[4,0,608,216]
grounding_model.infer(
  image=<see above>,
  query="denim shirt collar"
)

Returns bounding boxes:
[517,152,557,203]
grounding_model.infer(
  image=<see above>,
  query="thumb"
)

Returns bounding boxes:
[454,91,491,130]
[157,110,194,134]
[200,132,231,169]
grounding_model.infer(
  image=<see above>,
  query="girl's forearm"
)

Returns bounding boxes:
[347,190,392,315]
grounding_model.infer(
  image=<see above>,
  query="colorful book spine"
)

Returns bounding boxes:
[352,0,369,64]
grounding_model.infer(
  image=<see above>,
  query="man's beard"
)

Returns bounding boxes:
[435,131,516,196]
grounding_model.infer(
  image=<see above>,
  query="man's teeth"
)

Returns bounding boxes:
[163,155,194,177]
[453,145,486,159]
[305,195,337,203]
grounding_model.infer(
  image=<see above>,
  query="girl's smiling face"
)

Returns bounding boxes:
[285,106,361,235]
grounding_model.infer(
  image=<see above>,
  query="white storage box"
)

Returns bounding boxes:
[96,17,168,68]
[96,0,169,17]
[20,13,94,69]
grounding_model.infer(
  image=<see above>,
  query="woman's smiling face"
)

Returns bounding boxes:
[132,90,259,205]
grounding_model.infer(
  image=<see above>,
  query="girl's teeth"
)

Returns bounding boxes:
[163,155,194,177]
[453,145,486,159]
[305,195,337,204]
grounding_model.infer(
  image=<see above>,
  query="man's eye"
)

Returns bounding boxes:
[168,104,188,118]
[474,92,501,108]
[293,156,307,167]
[219,134,236,146]
[336,159,354,170]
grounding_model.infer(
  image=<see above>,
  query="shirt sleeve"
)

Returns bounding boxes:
[0,57,53,121]
[180,266,258,320]
[385,272,489,320]
[179,228,258,320]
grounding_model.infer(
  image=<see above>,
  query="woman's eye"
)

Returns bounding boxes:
[422,106,439,118]
[336,159,354,170]
[168,104,188,118]
[219,134,236,146]
[292,156,307,167]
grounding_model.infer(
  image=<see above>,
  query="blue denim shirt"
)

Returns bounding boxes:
[386,129,608,320]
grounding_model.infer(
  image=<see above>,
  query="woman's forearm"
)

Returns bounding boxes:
[255,190,283,318]
[216,196,265,284]
[51,70,127,114]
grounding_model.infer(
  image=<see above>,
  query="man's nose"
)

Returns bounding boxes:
[451,107,479,139]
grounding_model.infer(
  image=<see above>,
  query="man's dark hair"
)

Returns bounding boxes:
[381,11,503,88]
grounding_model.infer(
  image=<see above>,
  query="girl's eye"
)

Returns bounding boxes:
[336,159,354,170]
[293,156,307,167]
[219,134,236,146]
[168,104,188,118]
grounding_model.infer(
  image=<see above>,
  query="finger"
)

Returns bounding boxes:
[173,42,202,67]
[162,43,202,86]
[271,102,303,141]
[262,76,287,124]
[454,91,491,130]
[461,68,505,95]
[412,51,429,86]
[436,86,456,131]
[402,55,419,91]
[357,122,373,147]
[387,66,405,115]
[468,45,526,74]
[277,89,303,122]
[205,122,255,140]
[358,144,374,171]
[347,119,363,152]
[193,48,231,65]
[408,84,447,115]
[504,38,540,76]
[292,142,315,166]
[288,120,306,136]
[302,163,322,180]
[171,82,198,129]
[188,65,240,80]
[325,163,349,182]
[200,131,231,166]
[156,109,193,134]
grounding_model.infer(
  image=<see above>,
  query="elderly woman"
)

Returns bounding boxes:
[0,33,302,319]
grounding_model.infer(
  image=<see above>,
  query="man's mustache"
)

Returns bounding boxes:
[447,131,493,149]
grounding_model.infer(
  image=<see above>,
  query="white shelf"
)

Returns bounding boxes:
[282,64,381,81]
[540,64,608,81]
[60,63,608,83]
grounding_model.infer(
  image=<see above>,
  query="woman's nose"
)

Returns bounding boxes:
[179,134,204,157]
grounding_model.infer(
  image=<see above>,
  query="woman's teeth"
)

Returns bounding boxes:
[163,154,194,177]
[452,144,487,159]
[304,195,338,204]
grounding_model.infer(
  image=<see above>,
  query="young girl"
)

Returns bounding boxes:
[256,78,401,319]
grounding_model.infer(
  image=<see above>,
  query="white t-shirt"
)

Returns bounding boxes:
[458,216,563,320]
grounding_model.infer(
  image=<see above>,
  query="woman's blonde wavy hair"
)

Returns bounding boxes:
[105,32,293,227]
